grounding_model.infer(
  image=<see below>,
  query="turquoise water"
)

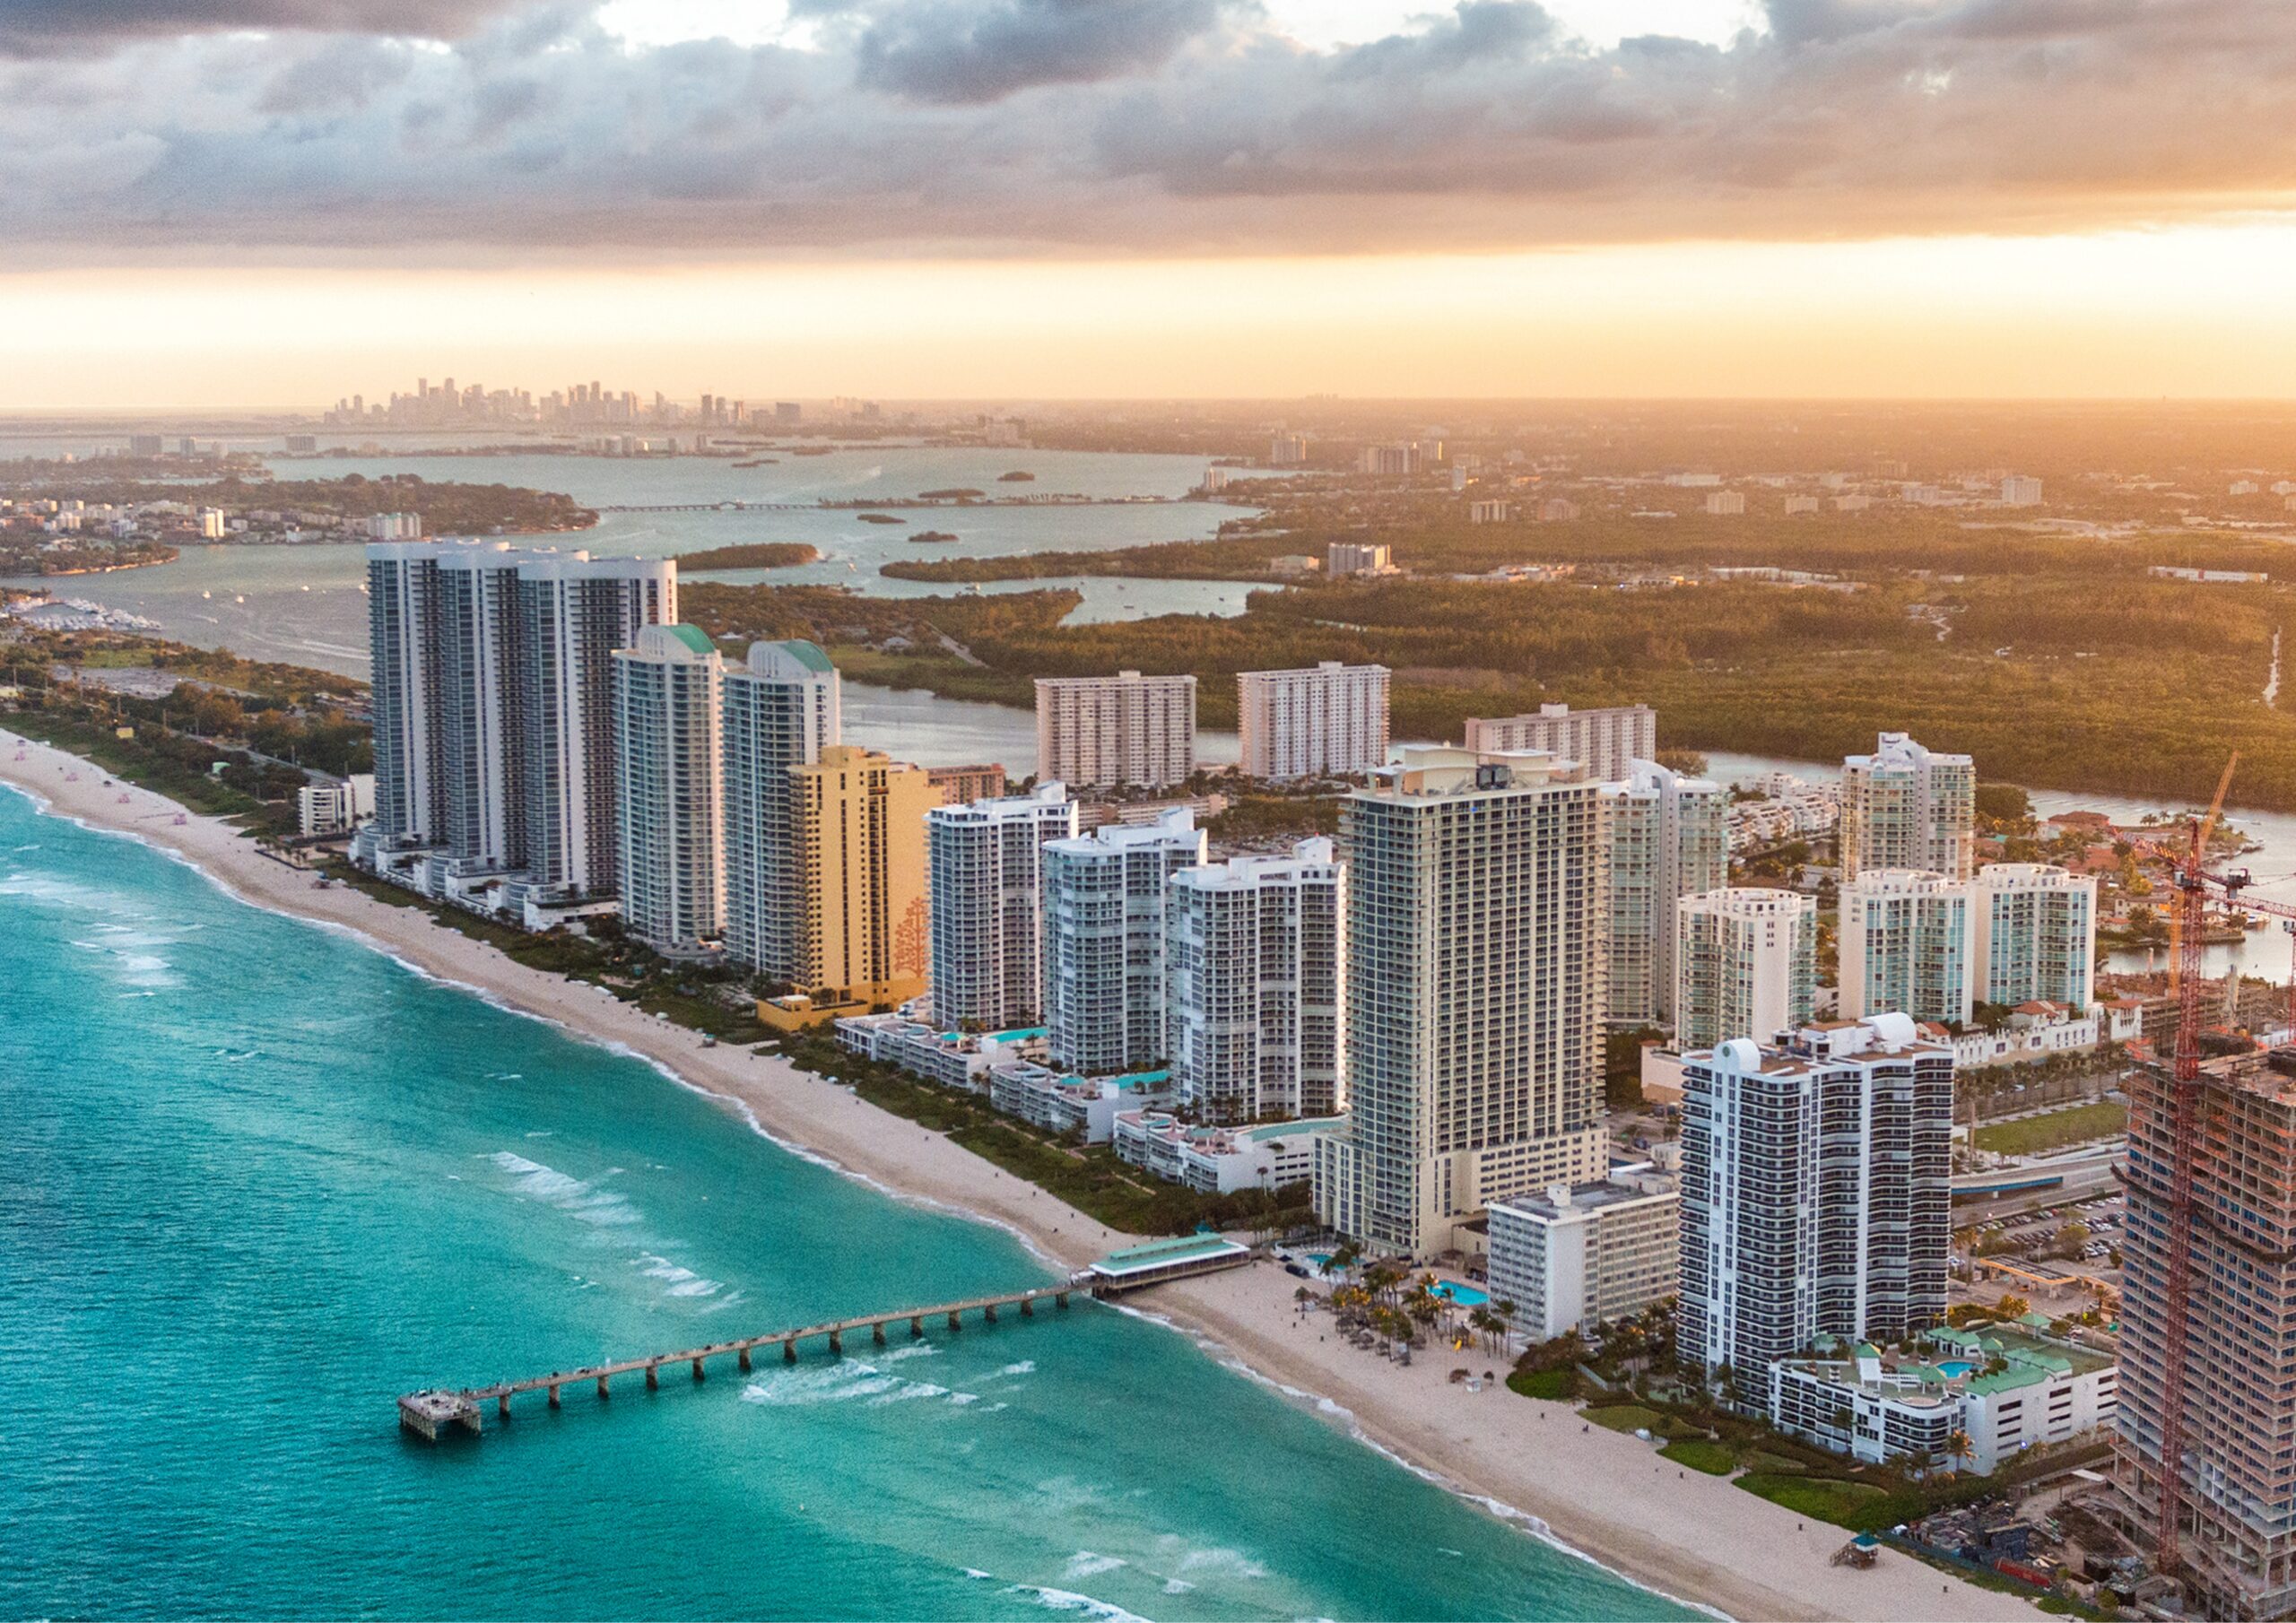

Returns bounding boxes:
[1936,1361,1977,1379]
[1433,1285,1490,1308]
[0,785,1689,1622]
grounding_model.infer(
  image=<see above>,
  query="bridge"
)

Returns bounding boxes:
[398,1284,1083,1440]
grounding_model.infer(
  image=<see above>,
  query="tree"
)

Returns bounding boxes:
[1997,1294,2032,1320]
[1945,1430,1975,1474]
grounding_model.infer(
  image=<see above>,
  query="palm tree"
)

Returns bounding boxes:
[1945,1430,1974,1475]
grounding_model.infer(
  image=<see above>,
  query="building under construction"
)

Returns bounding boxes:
[2117,1047,2296,1618]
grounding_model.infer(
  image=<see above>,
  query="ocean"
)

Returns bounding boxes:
[0,785,1689,1622]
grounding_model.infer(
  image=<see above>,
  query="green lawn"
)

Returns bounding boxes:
[1659,1439,1736,1476]
[1735,1473,1886,1527]
[1507,1368,1574,1401]
[1973,1099,2127,1156]
[1586,1404,1665,1434]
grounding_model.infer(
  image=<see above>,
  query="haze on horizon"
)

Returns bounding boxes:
[7,0,2296,409]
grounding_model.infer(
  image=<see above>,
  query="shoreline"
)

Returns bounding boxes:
[0,728,2037,1623]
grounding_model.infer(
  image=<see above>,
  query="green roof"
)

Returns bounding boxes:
[1091,1234,1248,1278]
[774,638,835,673]
[665,623,715,655]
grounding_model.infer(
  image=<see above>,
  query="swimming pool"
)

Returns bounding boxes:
[1432,1282,1489,1306]
[1936,1360,1976,1379]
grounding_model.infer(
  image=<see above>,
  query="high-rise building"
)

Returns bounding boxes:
[1236,661,1391,782]
[515,555,677,902]
[1839,731,1976,881]
[1313,748,1609,1258]
[366,542,446,848]
[2118,1049,2296,1619]
[1034,671,1196,791]
[1838,869,1973,1025]
[1042,810,1206,1077]
[1600,760,1727,1028]
[1326,541,1394,577]
[1463,704,1655,785]
[1970,863,2096,1011]
[1678,1014,1953,1376]
[2001,474,2043,507]
[1674,888,1817,1048]
[787,746,935,1007]
[722,640,841,981]
[925,783,1076,1031]
[925,764,1007,807]
[611,625,724,957]
[435,542,537,873]
[1166,838,1346,1124]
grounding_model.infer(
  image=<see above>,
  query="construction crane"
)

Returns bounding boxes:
[2126,754,2296,1574]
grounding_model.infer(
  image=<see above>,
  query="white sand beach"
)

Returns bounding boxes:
[0,728,2040,1622]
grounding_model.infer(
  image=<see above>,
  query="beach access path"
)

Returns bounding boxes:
[0,728,2039,1623]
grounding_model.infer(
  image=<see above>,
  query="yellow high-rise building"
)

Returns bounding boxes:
[788,744,934,1009]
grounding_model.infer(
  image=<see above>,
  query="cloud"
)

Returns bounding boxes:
[848,0,1230,104]
[0,0,520,54]
[1,0,2292,261]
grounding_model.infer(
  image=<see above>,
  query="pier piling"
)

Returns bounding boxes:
[548,1384,561,1409]
[872,1322,886,1346]
[692,1358,705,1382]
[738,1346,752,1373]
[910,1316,923,1339]
[645,1362,659,1392]
[783,1339,796,1364]
[827,1329,842,1357]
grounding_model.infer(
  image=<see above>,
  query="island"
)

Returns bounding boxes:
[908,531,959,544]
[855,513,905,525]
[997,471,1035,482]
[918,487,986,500]
[672,542,821,570]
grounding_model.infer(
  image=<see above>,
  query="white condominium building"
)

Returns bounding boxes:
[1326,541,1394,577]
[1237,661,1391,782]
[1463,703,1655,785]
[721,639,840,980]
[1839,869,1974,1025]
[926,783,1077,1031]
[1042,810,1207,1077]
[1034,671,1196,792]
[366,542,447,847]
[516,553,678,901]
[1678,1014,1953,1376]
[1600,760,1727,1028]
[611,625,724,957]
[1674,888,1817,1048]
[1314,748,1609,1259]
[1165,838,1346,1124]
[1839,731,1976,881]
[435,542,543,873]
[1970,863,2096,1011]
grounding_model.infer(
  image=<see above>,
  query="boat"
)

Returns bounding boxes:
[233,595,246,604]
[200,590,211,599]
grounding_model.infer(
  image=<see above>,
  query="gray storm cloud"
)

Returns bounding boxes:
[0,0,2290,259]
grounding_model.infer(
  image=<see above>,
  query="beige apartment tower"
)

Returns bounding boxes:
[1839,731,1976,881]
[1463,704,1655,785]
[1314,747,1609,1258]
[1237,661,1391,782]
[1034,671,1196,791]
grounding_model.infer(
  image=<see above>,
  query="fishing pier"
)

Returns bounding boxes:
[398,1284,1079,1441]
[397,1236,1253,1442]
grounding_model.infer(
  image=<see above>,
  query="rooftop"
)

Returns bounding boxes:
[1090,1233,1249,1279]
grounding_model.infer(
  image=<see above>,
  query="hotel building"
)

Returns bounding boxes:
[610,624,724,957]
[926,783,1077,1030]
[722,639,841,980]
[1313,748,1608,1259]
[1042,809,1207,1076]
[1487,1169,1680,1341]
[1677,1015,1953,1377]
[1165,838,1346,1123]
[1599,759,1727,1028]
[1034,671,1196,792]
[1839,731,1976,881]
[1236,661,1391,781]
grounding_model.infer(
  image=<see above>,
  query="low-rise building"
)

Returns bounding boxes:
[1770,1326,2118,1475]
[987,1062,1164,1143]
[1113,1110,1339,1194]
[1486,1168,1678,1341]
[297,773,376,837]
[832,1014,1046,1092]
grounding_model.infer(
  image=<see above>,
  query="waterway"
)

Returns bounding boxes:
[0,784,1686,1621]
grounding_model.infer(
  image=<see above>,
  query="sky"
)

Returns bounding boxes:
[4,0,2296,408]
